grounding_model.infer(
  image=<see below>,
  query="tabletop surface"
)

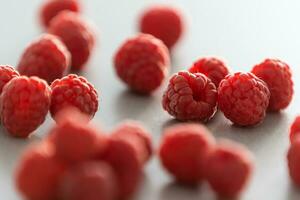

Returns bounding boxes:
[1,0,300,199]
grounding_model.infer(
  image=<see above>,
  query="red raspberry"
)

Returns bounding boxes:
[59,161,117,200]
[0,65,19,94]
[39,0,81,27]
[17,34,71,83]
[111,121,153,164]
[50,74,98,120]
[139,5,184,49]
[189,57,230,87]
[159,124,215,184]
[48,11,95,70]
[287,137,300,186]
[114,33,170,94]
[15,143,66,200]
[162,71,217,121]
[290,116,300,143]
[0,76,51,138]
[218,72,270,126]
[251,58,293,111]
[205,140,254,198]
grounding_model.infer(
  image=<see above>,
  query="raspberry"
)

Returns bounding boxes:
[0,65,19,94]
[287,137,300,186]
[48,11,95,70]
[15,143,66,200]
[139,5,184,49]
[50,74,98,120]
[290,116,300,143]
[111,121,153,164]
[205,140,254,198]
[59,161,117,200]
[162,71,217,121]
[159,124,215,184]
[0,76,51,138]
[114,33,170,94]
[188,57,230,87]
[251,58,293,111]
[218,72,270,126]
[39,0,81,27]
[17,34,71,83]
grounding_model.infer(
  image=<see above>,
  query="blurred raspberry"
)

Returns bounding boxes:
[0,65,19,94]
[114,34,170,94]
[18,34,70,83]
[290,116,300,143]
[162,71,217,121]
[189,57,230,87]
[139,5,184,49]
[0,76,51,137]
[251,58,293,111]
[48,11,95,70]
[218,72,270,126]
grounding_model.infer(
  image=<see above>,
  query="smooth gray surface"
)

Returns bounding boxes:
[0,0,300,199]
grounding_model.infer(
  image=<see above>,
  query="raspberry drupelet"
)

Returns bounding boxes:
[189,57,230,87]
[48,11,95,70]
[218,72,270,126]
[205,139,254,198]
[139,5,184,49]
[50,74,98,120]
[0,76,51,138]
[287,137,300,186]
[18,34,70,83]
[290,116,300,143]
[251,58,293,111]
[114,33,170,94]
[162,71,217,122]
[0,65,19,94]
[39,0,81,28]
[159,124,215,184]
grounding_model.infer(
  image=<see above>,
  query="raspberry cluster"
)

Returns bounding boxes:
[15,109,153,200]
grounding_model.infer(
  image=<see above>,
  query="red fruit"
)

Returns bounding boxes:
[206,140,254,198]
[15,143,65,200]
[139,5,184,49]
[218,72,270,126]
[18,34,70,83]
[39,0,81,27]
[251,58,293,111]
[102,136,144,199]
[0,65,19,94]
[48,11,95,70]
[111,121,153,164]
[290,116,300,143]
[162,71,217,121]
[59,161,117,200]
[114,33,170,94]
[189,57,230,87]
[50,74,98,120]
[0,76,51,137]
[288,137,300,186]
[159,124,215,184]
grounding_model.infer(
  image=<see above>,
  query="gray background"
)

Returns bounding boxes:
[0,0,300,199]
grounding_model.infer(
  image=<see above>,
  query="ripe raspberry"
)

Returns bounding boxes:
[102,136,144,199]
[15,143,66,200]
[112,121,153,164]
[205,140,254,198]
[39,0,81,27]
[0,76,51,138]
[139,5,184,49]
[162,71,217,121]
[287,137,300,186]
[48,11,95,70]
[17,34,70,83]
[218,72,270,126]
[159,124,215,184]
[290,116,300,143]
[114,33,170,94]
[0,65,19,94]
[50,74,98,120]
[251,58,293,111]
[59,161,117,200]
[189,57,230,87]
